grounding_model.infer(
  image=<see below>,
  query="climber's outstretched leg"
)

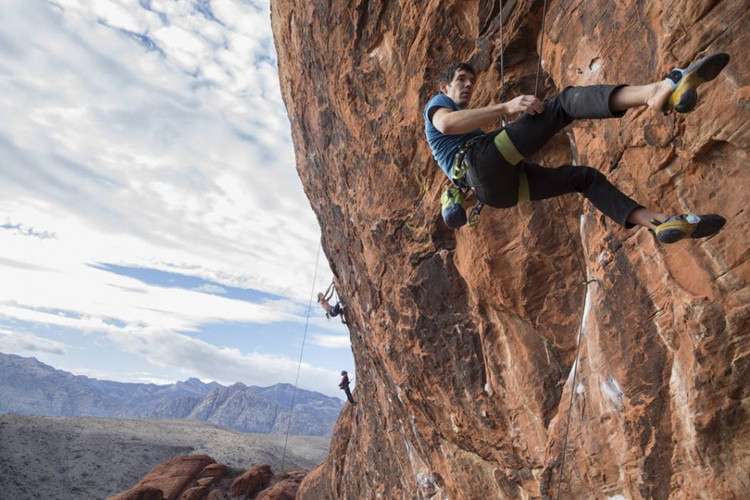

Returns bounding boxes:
[502,53,730,161]
[618,53,730,242]
[496,53,730,243]
[611,53,730,113]
[520,164,726,241]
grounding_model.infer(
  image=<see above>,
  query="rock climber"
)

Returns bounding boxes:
[339,370,356,405]
[318,281,347,324]
[424,53,730,243]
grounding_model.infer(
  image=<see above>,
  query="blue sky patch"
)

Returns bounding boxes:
[90,263,285,303]
[1,223,56,239]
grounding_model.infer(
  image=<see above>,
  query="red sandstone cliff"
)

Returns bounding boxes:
[271,1,749,499]
[109,457,302,500]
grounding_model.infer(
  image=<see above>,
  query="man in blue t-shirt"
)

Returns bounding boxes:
[423,56,730,244]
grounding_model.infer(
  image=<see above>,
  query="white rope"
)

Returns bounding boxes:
[521,1,591,496]
[280,242,322,473]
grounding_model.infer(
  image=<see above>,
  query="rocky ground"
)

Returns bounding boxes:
[0,414,330,500]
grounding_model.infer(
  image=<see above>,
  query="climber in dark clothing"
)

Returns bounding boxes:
[318,282,347,324]
[339,370,356,405]
[424,54,730,243]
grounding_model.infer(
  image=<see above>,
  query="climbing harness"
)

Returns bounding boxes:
[280,242,321,473]
[440,138,485,229]
[450,139,477,188]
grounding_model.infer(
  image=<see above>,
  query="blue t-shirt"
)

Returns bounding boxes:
[423,93,483,178]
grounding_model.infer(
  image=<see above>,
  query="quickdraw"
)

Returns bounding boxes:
[467,201,485,227]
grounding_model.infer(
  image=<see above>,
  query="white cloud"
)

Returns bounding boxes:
[0,0,322,299]
[311,334,352,349]
[0,258,298,334]
[0,328,67,355]
[90,0,147,33]
[0,0,354,396]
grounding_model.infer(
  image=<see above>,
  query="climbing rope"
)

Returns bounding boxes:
[525,1,593,497]
[280,242,322,473]
[499,0,506,103]
[533,0,549,98]
[555,288,589,500]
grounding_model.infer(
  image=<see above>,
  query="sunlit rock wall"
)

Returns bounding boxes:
[271,1,749,498]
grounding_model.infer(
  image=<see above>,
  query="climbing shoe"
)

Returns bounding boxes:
[663,52,730,113]
[654,214,726,244]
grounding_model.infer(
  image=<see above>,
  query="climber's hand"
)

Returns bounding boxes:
[504,94,544,117]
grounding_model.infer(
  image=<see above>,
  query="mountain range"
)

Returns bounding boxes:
[0,352,342,436]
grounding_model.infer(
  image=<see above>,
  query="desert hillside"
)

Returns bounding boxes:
[0,414,329,500]
[0,352,342,437]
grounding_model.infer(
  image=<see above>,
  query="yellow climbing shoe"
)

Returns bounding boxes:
[664,53,730,113]
[654,214,726,244]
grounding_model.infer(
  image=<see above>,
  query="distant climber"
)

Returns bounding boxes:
[318,281,347,324]
[425,53,730,243]
[339,370,356,405]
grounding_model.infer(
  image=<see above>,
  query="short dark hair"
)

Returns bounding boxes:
[440,62,476,84]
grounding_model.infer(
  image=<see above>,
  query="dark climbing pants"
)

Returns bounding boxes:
[343,386,356,405]
[466,85,642,228]
[329,303,343,317]
[328,303,347,324]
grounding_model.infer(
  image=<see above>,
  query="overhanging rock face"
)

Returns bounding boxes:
[271,1,749,498]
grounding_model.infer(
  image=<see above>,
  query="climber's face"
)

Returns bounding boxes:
[441,68,476,108]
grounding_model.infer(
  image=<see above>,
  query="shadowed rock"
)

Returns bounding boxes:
[230,464,273,498]
[256,471,306,500]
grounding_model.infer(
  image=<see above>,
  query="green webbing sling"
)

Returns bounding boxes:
[494,130,530,202]
[494,129,523,165]
[518,167,530,202]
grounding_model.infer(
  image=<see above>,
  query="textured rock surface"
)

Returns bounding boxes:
[230,463,273,498]
[110,457,303,500]
[110,455,217,500]
[271,0,749,498]
[255,471,305,500]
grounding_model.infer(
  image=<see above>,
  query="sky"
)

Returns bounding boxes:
[0,0,355,399]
